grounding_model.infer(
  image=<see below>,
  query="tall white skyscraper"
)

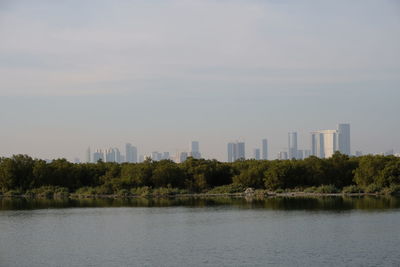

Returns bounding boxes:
[125,143,138,163]
[288,132,298,159]
[262,139,268,160]
[311,123,350,158]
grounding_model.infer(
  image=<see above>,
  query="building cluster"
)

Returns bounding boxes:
[86,141,201,164]
[229,123,351,161]
[81,123,398,164]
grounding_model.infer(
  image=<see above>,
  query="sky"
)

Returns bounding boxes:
[0,0,399,161]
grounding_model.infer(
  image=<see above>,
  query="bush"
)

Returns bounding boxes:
[4,189,23,197]
[304,186,317,193]
[381,184,400,195]
[315,185,339,194]
[116,189,131,197]
[342,185,364,194]
[364,184,382,193]
[29,186,69,198]
[75,187,97,195]
[130,186,152,197]
[206,184,245,194]
[275,188,285,193]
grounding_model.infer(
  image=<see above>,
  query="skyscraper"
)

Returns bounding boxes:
[227,141,245,162]
[86,147,91,163]
[228,142,235,162]
[262,139,268,160]
[237,142,245,160]
[311,123,351,158]
[338,123,351,155]
[288,132,298,159]
[253,148,260,160]
[125,143,138,163]
[190,141,201,159]
[93,149,104,162]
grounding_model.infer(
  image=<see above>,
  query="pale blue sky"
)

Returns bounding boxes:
[0,0,399,160]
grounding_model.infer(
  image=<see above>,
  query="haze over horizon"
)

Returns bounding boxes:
[0,0,399,161]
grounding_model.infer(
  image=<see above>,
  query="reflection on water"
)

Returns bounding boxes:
[1,196,400,211]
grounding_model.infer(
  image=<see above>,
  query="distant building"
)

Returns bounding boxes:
[311,123,351,158]
[178,151,188,163]
[355,151,363,157]
[93,149,104,162]
[151,151,162,161]
[278,151,288,160]
[253,148,260,160]
[125,143,138,163]
[297,149,304,160]
[262,139,268,160]
[227,141,245,162]
[139,155,144,163]
[338,123,351,155]
[162,152,170,160]
[86,147,91,163]
[288,132,298,159]
[304,150,311,158]
[384,149,394,156]
[190,141,201,159]
[74,158,81,164]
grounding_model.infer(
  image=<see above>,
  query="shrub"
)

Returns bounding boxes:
[304,186,317,193]
[130,186,152,197]
[206,184,245,194]
[342,185,364,194]
[116,189,131,197]
[4,189,23,197]
[381,184,400,195]
[364,184,382,193]
[275,188,285,193]
[315,185,339,194]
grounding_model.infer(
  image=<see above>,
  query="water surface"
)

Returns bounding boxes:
[1,196,399,266]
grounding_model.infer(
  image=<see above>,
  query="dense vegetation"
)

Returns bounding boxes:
[1,152,400,197]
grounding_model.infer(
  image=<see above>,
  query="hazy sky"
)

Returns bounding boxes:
[0,0,399,161]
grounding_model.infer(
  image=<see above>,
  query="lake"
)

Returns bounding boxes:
[1,196,400,266]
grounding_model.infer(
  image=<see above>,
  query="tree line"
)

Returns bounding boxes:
[0,152,399,194]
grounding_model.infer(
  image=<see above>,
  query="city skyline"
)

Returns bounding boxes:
[73,123,398,163]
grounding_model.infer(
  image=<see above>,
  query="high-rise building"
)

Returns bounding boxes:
[125,143,138,163]
[311,124,350,158]
[114,148,121,163]
[237,142,245,160]
[311,130,337,158]
[93,149,104,162]
[288,132,298,159]
[228,142,235,162]
[86,147,91,163]
[253,148,260,160]
[338,123,351,155]
[162,152,170,160]
[304,150,311,158]
[262,139,268,160]
[190,141,201,159]
[178,152,188,163]
[151,151,162,161]
[227,141,245,162]
[297,149,304,160]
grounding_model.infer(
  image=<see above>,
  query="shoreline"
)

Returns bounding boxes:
[0,191,397,200]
